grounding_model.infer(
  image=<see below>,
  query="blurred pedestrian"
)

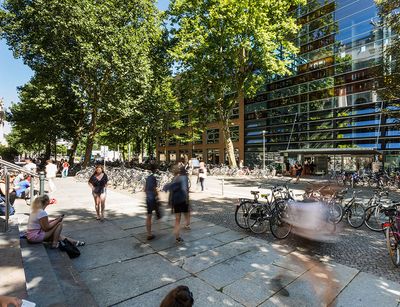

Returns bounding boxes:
[294,161,303,183]
[45,159,57,192]
[62,160,70,178]
[145,164,161,240]
[88,165,108,221]
[24,158,37,174]
[167,165,190,243]
[197,161,206,191]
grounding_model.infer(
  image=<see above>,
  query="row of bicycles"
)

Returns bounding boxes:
[329,170,400,189]
[234,181,400,266]
[75,166,173,193]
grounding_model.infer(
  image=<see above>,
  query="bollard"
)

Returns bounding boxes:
[4,167,9,232]
[221,178,224,196]
[39,171,46,196]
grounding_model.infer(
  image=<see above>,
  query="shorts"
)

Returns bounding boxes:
[27,229,45,243]
[296,171,302,177]
[146,198,157,215]
[173,201,189,213]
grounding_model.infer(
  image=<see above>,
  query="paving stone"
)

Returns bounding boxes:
[211,230,249,243]
[159,237,224,262]
[114,276,243,307]
[134,228,180,251]
[80,254,190,306]
[260,261,359,307]
[110,216,146,230]
[65,223,130,245]
[182,239,255,273]
[223,264,300,307]
[72,236,154,271]
[197,249,284,289]
[331,271,400,307]
[124,222,173,235]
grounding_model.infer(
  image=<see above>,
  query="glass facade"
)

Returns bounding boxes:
[244,0,399,166]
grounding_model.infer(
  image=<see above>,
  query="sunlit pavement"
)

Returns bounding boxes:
[2,176,400,307]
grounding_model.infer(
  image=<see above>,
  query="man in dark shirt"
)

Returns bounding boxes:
[145,164,160,240]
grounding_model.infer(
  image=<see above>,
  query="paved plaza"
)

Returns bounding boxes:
[1,176,400,306]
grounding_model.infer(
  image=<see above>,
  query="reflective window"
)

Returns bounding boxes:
[206,129,219,144]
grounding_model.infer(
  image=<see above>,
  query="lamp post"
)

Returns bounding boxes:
[262,130,266,170]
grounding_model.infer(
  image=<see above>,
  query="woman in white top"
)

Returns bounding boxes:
[26,195,84,248]
[198,161,207,191]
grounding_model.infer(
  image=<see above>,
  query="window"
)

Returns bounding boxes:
[230,126,240,142]
[207,129,220,144]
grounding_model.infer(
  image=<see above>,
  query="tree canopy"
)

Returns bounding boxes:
[168,0,305,167]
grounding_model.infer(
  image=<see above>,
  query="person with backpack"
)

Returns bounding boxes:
[167,165,190,243]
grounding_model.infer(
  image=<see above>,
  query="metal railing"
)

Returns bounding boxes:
[0,159,47,232]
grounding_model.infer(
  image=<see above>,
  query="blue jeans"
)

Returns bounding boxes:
[62,168,69,178]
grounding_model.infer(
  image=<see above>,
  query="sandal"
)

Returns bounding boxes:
[176,237,184,244]
[51,242,60,249]
[184,225,191,230]
[147,235,155,241]
[75,241,86,247]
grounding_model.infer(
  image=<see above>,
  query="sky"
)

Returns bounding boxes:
[0,0,170,123]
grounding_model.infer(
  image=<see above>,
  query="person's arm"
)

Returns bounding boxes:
[39,215,62,232]
[0,295,22,307]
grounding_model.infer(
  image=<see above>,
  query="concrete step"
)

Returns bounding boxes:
[46,248,98,307]
[0,225,27,299]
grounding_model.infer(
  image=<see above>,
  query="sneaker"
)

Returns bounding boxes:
[184,225,191,230]
[176,237,184,243]
[147,235,155,241]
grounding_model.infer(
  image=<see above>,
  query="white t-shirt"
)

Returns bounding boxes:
[27,209,48,230]
[46,164,58,178]
[24,162,37,173]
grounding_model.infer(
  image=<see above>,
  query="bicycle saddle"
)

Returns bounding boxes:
[250,191,260,195]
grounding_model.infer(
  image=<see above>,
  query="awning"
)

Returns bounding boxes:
[280,148,382,155]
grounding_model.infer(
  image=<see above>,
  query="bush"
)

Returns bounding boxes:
[0,145,19,162]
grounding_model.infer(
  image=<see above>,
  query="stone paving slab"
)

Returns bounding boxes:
[124,222,173,236]
[331,271,400,307]
[197,249,284,290]
[80,253,190,306]
[66,223,131,245]
[159,236,224,263]
[211,229,249,243]
[261,261,359,307]
[134,228,181,251]
[72,236,154,271]
[109,216,146,230]
[223,265,300,307]
[114,276,244,307]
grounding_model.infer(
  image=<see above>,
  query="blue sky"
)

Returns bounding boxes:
[0,0,170,110]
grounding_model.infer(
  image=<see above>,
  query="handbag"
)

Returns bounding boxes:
[59,238,81,258]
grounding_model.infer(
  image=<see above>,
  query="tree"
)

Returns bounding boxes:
[0,0,161,166]
[375,0,400,124]
[168,0,305,167]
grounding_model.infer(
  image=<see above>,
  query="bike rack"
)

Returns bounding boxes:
[0,159,47,232]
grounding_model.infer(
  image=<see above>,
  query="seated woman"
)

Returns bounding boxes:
[0,175,17,206]
[26,195,85,248]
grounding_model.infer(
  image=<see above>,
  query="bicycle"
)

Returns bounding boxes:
[382,203,400,267]
[364,188,391,232]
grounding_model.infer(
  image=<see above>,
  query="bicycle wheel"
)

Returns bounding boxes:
[270,205,292,239]
[248,205,269,234]
[364,205,388,232]
[234,201,252,229]
[329,203,343,224]
[385,226,400,267]
[347,202,365,228]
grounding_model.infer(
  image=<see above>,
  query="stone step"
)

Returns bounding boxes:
[46,248,98,307]
[0,224,27,299]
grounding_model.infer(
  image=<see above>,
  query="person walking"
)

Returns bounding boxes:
[88,165,108,221]
[45,159,58,192]
[294,161,303,183]
[168,166,190,243]
[197,161,207,191]
[145,164,161,240]
[62,160,70,178]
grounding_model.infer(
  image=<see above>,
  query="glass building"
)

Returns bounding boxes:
[244,0,400,171]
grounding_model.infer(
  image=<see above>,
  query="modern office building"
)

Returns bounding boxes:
[244,0,400,172]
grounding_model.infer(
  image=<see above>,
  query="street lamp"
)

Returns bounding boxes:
[262,130,266,170]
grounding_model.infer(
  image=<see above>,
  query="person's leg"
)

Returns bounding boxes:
[184,212,191,229]
[200,178,204,191]
[174,212,182,240]
[65,168,69,177]
[146,214,153,238]
[49,177,56,192]
[100,193,106,220]
[44,223,62,247]
[93,195,100,219]
[9,191,16,206]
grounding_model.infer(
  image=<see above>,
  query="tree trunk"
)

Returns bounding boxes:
[223,124,237,168]
[45,141,51,160]
[68,138,79,166]
[83,108,97,167]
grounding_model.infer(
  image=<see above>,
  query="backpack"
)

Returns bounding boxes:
[170,180,186,205]
[0,203,15,216]
[59,238,80,258]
